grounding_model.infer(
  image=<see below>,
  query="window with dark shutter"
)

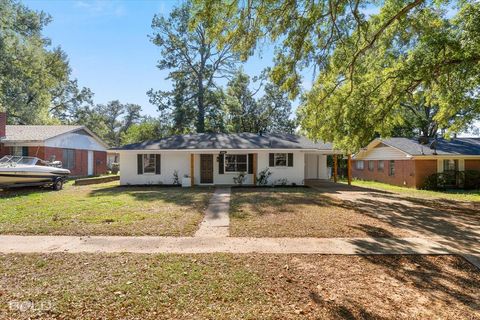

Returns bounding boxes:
[248,154,254,174]
[218,154,224,174]
[137,154,143,175]
[287,153,293,167]
[269,153,274,167]
[155,154,161,174]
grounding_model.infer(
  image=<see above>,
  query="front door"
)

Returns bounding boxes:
[200,154,214,184]
[87,151,94,176]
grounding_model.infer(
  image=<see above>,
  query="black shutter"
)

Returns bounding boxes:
[247,154,254,174]
[137,154,143,175]
[269,153,275,167]
[218,154,224,174]
[288,153,293,167]
[155,154,161,174]
[22,146,29,156]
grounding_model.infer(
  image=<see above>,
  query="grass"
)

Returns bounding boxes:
[229,188,410,238]
[0,182,212,236]
[0,253,478,319]
[343,179,480,202]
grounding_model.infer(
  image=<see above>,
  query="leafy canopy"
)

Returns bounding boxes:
[192,0,480,151]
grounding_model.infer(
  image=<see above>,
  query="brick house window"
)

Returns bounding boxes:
[355,160,364,170]
[12,146,29,156]
[378,160,384,172]
[389,160,395,176]
[443,159,458,171]
[368,160,374,171]
[63,149,76,169]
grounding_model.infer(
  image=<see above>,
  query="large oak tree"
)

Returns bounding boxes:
[192,0,480,151]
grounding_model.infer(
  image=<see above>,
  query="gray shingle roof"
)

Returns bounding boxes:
[3,125,84,142]
[381,137,480,156]
[113,133,334,151]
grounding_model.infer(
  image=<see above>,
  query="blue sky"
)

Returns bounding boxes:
[24,0,276,117]
[20,1,479,135]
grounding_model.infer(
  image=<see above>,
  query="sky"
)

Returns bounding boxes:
[21,0,479,135]
[23,0,276,117]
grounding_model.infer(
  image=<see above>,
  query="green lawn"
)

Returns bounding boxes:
[344,179,480,202]
[0,182,212,236]
[1,253,478,319]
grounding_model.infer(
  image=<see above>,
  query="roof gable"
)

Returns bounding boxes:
[2,125,108,148]
[356,137,480,158]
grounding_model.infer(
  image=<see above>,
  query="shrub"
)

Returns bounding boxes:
[256,168,272,186]
[172,170,180,185]
[422,170,480,190]
[464,170,480,190]
[233,172,246,185]
[110,163,120,174]
[275,178,288,186]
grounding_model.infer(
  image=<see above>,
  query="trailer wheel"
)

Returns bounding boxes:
[52,178,64,191]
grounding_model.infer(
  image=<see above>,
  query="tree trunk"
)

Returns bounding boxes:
[197,82,205,133]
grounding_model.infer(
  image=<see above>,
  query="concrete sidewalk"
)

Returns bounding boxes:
[0,235,451,254]
[194,187,231,237]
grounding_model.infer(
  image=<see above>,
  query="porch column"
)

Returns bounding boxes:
[190,154,194,186]
[347,154,352,185]
[253,153,257,185]
[333,154,338,183]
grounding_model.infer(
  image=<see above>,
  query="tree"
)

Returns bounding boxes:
[192,0,480,151]
[121,117,169,145]
[224,70,296,133]
[95,101,143,147]
[148,1,238,133]
[50,79,95,123]
[0,0,71,124]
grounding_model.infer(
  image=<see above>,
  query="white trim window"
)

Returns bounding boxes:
[269,153,294,167]
[378,160,384,172]
[355,160,364,170]
[225,154,247,173]
[274,153,287,167]
[143,154,156,174]
[389,160,395,176]
[443,159,458,171]
[368,160,374,171]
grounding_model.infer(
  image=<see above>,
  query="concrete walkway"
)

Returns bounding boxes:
[0,235,451,254]
[194,187,231,237]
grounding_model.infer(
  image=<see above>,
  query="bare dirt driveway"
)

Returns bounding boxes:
[308,181,480,257]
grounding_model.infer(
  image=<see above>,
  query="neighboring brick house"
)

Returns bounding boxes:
[352,137,480,189]
[0,112,108,176]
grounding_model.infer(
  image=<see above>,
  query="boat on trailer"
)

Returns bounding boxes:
[0,155,70,190]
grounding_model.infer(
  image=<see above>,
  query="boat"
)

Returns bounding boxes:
[0,155,70,190]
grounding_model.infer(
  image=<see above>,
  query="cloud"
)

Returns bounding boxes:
[74,0,126,17]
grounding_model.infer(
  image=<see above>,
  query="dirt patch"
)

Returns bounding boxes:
[230,188,411,237]
[0,254,478,319]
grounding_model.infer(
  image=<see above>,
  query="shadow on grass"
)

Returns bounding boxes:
[336,195,480,254]
[88,185,214,208]
[312,255,479,318]
[230,187,332,218]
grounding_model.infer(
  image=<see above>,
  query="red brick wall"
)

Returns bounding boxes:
[352,159,416,188]
[0,112,6,138]
[0,144,10,157]
[94,151,107,175]
[414,160,437,188]
[465,159,480,171]
[0,144,107,176]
